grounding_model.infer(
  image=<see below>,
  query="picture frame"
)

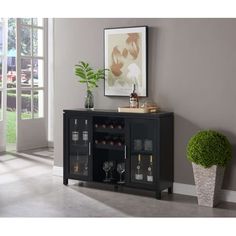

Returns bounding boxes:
[104,26,148,97]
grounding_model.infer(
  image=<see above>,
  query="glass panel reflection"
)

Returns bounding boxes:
[21,90,31,119]
[7,89,16,112]
[70,152,88,176]
[0,23,2,56]
[0,57,2,88]
[33,90,44,118]
[32,18,43,27]
[130,120,155,184]
[33,28,43,57]
[21,58,31,87]
[21,26,31,56]
[33,59,43,87]
[7,18,16,89]
[20,18,32,25]
[0,90,2,121]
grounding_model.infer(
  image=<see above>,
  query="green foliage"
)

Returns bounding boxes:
[8,18,38,55]
[6,111,31,144]
[75,61,109,92]
[7,82,16,89]
[187,130,232,168]
[7,111,16,143]
[8,18,16,51]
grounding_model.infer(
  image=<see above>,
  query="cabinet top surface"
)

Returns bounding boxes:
[63,108,173,117]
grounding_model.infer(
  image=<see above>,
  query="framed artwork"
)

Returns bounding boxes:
[104,26,148,97]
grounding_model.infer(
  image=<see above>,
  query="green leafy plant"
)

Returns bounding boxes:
[187,130,232,168]
[75,61,109,92]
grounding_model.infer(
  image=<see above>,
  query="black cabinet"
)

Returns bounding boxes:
[63,109,173,199]
[63,116,93,184]
[128,118,158,187]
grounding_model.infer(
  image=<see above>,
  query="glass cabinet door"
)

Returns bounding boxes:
[69,117,91,178]
[129,119,157,185]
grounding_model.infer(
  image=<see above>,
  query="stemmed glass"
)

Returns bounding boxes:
[108,161,115,181]
[103,161,111,182]
[83,159,88,176]
[117,162,125,184]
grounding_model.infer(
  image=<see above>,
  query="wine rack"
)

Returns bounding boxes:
[63,109,174,199]
[93,117,125,152]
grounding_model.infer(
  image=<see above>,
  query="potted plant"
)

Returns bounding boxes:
[186,130,232,207]
[75,61,109,109]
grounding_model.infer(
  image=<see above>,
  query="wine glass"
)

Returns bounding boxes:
[117,162,125,184]
[83,160,88,176]
[103,161,111,182]
[108,161,115,181]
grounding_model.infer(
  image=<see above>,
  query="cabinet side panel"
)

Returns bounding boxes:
[159,115,174,190]
[63,112,69,183]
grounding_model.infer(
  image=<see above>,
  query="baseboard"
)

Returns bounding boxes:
[53,166,63,176]
[173,182,197,196]
[17,143,49,152]
[220,189,236,203]
[173,182,236,203]
[0,145,6,153]
[48,141,54,148]
[52,166,236,203]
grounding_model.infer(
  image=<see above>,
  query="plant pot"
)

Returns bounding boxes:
[192,163,225,207]
[84,90,94,110]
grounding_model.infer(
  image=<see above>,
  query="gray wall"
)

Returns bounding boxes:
[54,18,236,190]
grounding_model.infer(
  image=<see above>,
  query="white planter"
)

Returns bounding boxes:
[192,163,225,207]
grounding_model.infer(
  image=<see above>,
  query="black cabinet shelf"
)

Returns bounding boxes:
[95,180,125,185]
[131,151,153,155]
[94,127,124,134]
[63,109,174,199]
[70,143,88,148]
[94,143,124,151]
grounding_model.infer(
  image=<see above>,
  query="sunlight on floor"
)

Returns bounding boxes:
[0,148,53,185]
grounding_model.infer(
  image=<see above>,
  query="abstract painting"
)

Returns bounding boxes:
[104,26,147,96]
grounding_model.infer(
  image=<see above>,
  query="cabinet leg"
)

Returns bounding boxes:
[114,185,118,192]
[168,186,173,194]
[63,178,68,185]
[156,191,161,200]
[78,181,84,187]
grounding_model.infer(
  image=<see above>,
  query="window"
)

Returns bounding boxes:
[0,18,4,121]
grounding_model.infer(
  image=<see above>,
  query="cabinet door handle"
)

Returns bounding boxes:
[124,145,127,159]
[89,142,91,156]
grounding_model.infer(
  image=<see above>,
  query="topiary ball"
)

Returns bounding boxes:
[187,130,232,168]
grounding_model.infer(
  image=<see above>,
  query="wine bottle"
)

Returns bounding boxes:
[117,123,123,129]
[94,139,99,144]
[74,152,79,173]
[72,119,79,144]
[112,137,117,145]
[130,84,139,108]
[82,119,88,145]
[109,121,115,129]
[109,138,114,146]
[102,135,109,145]
[102,121,108,128]
[115,120,123,129]
[147,155,153,182]
[117,138,122,147]
[135,154,143,180]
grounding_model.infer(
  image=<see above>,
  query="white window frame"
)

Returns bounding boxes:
[16,18,48,151]
[18,18,46,120]
[0,18,8,152]
[0,18,7,122]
